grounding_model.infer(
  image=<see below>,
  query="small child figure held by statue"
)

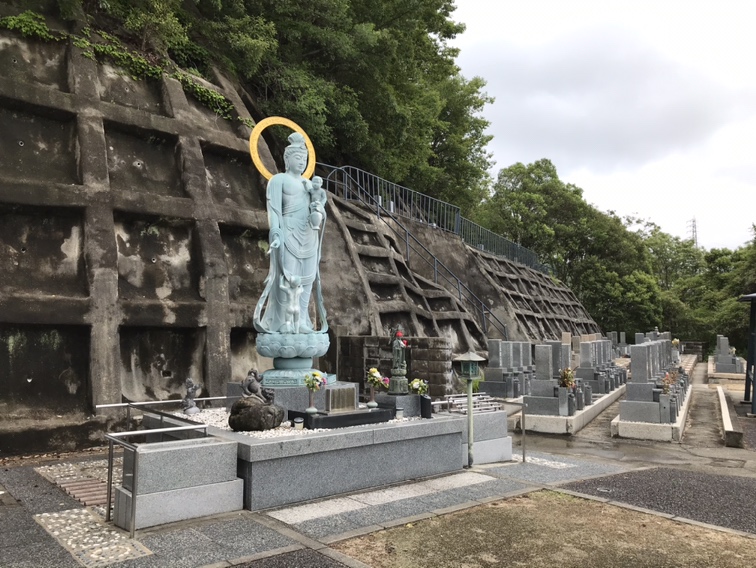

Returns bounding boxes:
[308,176,326,229]
[279,274,303,333]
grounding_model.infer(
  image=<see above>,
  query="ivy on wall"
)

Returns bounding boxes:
[0,10,241,123]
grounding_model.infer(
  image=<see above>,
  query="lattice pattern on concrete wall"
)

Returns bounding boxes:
[0,8,601,431]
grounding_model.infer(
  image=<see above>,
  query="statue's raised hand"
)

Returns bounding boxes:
[269,229,281,250]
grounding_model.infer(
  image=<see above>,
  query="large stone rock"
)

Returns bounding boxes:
[228,397,285,431]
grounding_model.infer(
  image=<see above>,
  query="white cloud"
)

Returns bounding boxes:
[451,0,756,250]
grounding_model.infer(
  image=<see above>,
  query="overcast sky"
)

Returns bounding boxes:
[451,0,755,250]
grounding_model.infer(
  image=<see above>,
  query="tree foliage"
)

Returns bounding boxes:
[72,0,492,210]
[475,159,756,349]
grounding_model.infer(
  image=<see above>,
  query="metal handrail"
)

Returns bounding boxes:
[319,164,509,339]
[96,397,233,426]
[319,164,547,273]
[96,396,230,409]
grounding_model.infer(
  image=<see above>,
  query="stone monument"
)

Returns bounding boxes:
[250,121,330,386]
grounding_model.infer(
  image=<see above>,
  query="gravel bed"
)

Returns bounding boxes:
[172,408,419,439]
[561,467,756,534]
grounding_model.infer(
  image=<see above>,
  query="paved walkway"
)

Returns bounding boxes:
[2,362,756,568]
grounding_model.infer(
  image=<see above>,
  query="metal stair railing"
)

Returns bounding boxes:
[320,164,547,273]
[319,163,508,339]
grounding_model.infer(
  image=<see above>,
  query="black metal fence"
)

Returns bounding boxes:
[317,163,548,273]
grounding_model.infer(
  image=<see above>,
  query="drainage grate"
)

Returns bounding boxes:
[35,458,122,508]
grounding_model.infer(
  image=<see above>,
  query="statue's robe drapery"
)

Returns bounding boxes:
[253,172,328,334]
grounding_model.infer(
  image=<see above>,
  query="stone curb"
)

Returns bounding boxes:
[320,525,384,545]
[319,547,374,568]
[671,516,756,539]
[251,514,327,550]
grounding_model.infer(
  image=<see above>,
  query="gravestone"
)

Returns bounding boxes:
[524,396,559,415]
[487,339,506,367]
[630,344,650,383]
[534,345,553,380]
[530,379,558,397]
[620,400,661,423]
[576,341,597,383]
[626,382,656,402]
[715,335,744,373]
[580,342,593,368]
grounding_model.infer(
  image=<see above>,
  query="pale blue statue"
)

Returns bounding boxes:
[254,133,328,335]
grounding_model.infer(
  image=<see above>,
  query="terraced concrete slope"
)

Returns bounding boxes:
[0,6,599,432]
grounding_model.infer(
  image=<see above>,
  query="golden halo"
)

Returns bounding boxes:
[249,116,316,180]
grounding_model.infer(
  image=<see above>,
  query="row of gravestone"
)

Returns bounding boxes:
[619,333,690,424]
[714,335,745,374]
[481,338,628,417]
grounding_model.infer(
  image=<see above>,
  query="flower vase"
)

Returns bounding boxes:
[306,390,318,414]
[367,386,378,408]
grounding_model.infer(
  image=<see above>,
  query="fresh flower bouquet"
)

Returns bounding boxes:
[671,338,680,348]
[409,378,429,395]
[558,367,575,390]
[366,367,390,389]
[304,370,327,391]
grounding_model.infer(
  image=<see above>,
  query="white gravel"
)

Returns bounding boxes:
[171,408,419,439]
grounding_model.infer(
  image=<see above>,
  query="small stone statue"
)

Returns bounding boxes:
[182,378,201,415]
[392,326,407,372]
[388,326,409,395]
[240,368,274,404]
[229,368,285,431]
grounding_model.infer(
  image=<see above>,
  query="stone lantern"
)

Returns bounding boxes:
[453,351,486,468]
[454,351,485,381]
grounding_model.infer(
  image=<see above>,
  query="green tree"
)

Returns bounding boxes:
[403,75,493,215]
[643,225,704,290]
[475,159,659,335]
